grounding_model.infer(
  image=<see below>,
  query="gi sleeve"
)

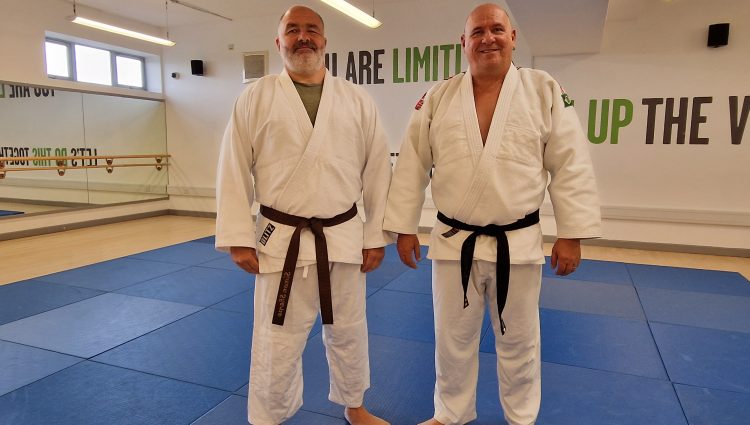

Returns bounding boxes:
[383,92,435,234]
[360,95,396,248]
[215,89,257,252]
[542,79,603,239]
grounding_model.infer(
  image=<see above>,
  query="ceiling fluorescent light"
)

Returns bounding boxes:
[320,0,382,28]
[70,16,176,46]
[170,0,232,21]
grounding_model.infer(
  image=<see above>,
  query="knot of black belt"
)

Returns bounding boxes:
[259,204,358,326]
[436,210,540,335]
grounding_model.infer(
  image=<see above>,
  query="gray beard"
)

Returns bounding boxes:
[284,50,324,76]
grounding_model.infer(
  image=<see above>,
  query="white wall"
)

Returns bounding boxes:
[162,0,531,210]
[164,0,750,252]
[0,0,164,98]
[4,0,748,251]
[536,0,749,249]
[163,0,748,250]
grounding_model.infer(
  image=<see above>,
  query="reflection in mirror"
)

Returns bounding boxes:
[81,93,168,204]
[0,82,168,219]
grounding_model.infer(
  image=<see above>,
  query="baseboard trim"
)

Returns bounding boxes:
[167,209,217,218]
[540,204,750,227]
[542,235,750,258]
[0,210,168,241]
[0,197,88,208]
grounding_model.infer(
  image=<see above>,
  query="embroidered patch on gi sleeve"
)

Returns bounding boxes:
[415,92,426,110]
[259,223,276,246]
[561,93,575,108]
[558,84,575,108]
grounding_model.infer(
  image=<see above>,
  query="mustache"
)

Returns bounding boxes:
[293,41,316,52]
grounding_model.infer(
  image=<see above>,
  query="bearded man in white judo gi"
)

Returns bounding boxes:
[215,5,392,425]
[384,4,602,425]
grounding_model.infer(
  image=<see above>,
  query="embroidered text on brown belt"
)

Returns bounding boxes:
[259,204,358,326]
[436,210,540,335]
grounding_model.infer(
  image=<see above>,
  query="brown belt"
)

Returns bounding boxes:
[259,204,358,326]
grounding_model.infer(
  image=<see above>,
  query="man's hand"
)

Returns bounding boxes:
[230,246,259,274]
[361,247,385,272]
[397,234,421,269]
[550,238,581,276]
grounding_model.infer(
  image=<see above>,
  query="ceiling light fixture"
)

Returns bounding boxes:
[69,0,176,46]
[70,16,176,46]
[169,0,232,22]
[319,0,382,29]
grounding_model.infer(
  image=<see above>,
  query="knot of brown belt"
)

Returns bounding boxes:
[259,204,358,326]
[436,210,539,335]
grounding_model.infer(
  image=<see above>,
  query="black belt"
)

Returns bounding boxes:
[259,204,358,326]
[436,210,540,335]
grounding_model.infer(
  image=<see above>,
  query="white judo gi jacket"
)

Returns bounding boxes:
[384,66,602,263]
[216,69,393,272]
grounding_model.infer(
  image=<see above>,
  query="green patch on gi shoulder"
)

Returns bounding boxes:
[561,93,574,108]
[0,84,5,98]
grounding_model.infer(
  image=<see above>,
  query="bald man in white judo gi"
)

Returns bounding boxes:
[384,4,602,425]
[216,5,392,425]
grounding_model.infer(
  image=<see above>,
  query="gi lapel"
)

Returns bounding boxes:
[454,66,520,221]
[274,69,335,210]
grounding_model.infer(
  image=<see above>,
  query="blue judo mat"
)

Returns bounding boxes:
[0,210,23,216]
[1,239,749,424]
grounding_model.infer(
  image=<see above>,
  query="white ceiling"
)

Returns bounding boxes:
[69,0,394,26]
[506,0,610,55]
[69,0,279,26]
[67,0,656,55]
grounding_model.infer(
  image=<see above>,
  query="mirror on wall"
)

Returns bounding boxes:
[0,81,168,218]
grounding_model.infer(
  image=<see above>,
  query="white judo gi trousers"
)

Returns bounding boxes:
[248,262,370,425]
[432,260,542,425]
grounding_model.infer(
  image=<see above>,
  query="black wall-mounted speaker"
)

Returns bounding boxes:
[190,59,205,76]
[707,23,729,48]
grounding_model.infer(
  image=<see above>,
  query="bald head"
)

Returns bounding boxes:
[279,5,325,33]
[464,3,512,34]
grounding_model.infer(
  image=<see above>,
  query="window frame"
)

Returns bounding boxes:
[73,43,114,86]
[113,52,147,90]
[45,37,147,90]
[45,38,76,81]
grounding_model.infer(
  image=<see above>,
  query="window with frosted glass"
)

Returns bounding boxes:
[44,38,146,90]
[45,40,71,78]
[115,55,144,88]
[74,45,112,86]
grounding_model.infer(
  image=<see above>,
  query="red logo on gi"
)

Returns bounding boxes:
[415,92,426,110]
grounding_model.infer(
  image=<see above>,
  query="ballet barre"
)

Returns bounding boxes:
[0,154,170,178]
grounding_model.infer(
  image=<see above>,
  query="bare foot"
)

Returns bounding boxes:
[344,406,390,425]
[417,419,444,425]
